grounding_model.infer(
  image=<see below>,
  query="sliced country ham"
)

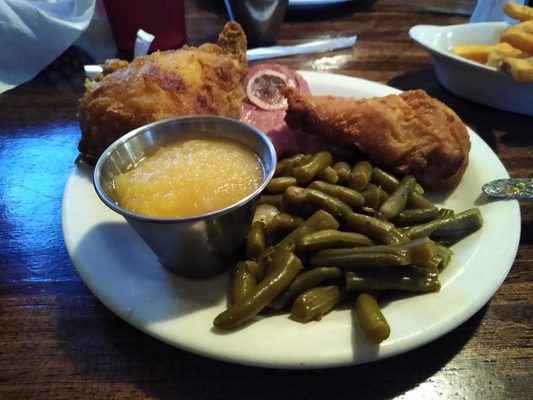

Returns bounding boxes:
[240,63,326,156]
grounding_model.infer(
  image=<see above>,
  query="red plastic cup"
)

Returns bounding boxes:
[102,0,186,57]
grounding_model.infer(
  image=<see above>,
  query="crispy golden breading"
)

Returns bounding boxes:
[77,22,247,163]
[284,88,471,190]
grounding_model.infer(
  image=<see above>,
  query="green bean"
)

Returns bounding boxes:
[355,293,391,344]
[214,249,303,330]
[274,153,309,177]
[371,167,432,209]
[345,270,441,292]
[361,183,390,211]
[308,181,365,209]
[346,212,408,244]
[435,243,453,270]
[246,256,266,280]
[217,150,484,342]
[296,229,373,251]
[438,208,455,218]
[270,267,342,310]
[420,256,442,273]
[370,167,397,192]
[246,222,265,259]
[290,285,341,323]
[317,166,339,184]
[349,160,373,191]
[309,246,411,269]
[232,261,257,304]
[266,176,299,194]
[266,212,305,234]
[253,203,280,227]
[393,207,440,226]
[292,151,333,184]
[282,186,353,223]
[333,161,351,185]
[276,209,340,252]
[305,188,354,223]
[253,246,277,279]
[407,191,435,210]
[379,175,417,219]
[405,208,483,245]
[394,237,438,270]
[314,245,406,256]
[394,237,443,272]
[371,167,424,195]
[280,185,308,215]
[259,194,283,208]
[402,264,437,277]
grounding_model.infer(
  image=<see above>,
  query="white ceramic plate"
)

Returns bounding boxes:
[62,72,521,369]
[409,22,533,116]
[289,0,353,9]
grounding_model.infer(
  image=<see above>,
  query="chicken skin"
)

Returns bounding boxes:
[78,21,247,163]
[284,88,471,190]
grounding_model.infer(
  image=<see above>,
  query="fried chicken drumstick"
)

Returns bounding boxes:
[77,21,247,163]
[284,88,470,190]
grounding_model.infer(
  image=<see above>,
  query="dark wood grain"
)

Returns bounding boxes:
[0,0,531,399]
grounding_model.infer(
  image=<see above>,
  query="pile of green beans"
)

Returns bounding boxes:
[213,151,483,344]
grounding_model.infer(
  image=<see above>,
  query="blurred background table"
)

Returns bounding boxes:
[0,0,531,399]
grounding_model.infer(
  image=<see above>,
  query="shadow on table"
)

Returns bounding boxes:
[388,68,533,152]
[56,293,487,400]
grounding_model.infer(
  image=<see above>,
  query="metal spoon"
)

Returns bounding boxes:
[482,178,533,200]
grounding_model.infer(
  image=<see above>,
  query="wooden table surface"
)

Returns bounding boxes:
[1,0,531,398]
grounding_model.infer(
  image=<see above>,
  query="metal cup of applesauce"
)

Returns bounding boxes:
[93,115,276,278]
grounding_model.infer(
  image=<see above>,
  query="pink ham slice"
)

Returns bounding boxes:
[240,63,327,157]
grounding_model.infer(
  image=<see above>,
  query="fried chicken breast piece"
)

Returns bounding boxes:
[77,21,247,163]
[284,88,470,190]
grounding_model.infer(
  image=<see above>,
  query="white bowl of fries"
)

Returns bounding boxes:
[409,21,533,116]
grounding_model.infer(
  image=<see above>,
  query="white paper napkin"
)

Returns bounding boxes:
[247,36,357,61]
[0,0,96,94]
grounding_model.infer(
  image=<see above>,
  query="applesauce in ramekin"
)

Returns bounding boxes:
[113,137,263,218]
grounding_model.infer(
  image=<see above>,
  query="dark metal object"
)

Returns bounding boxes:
[225,0,289,47]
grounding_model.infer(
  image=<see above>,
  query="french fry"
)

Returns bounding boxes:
[450,45,493,64]
[515,20,533,34]
[498,56,533,83]
[501,26,533,54]
[503,2,533,21]
[487,42,525,67]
